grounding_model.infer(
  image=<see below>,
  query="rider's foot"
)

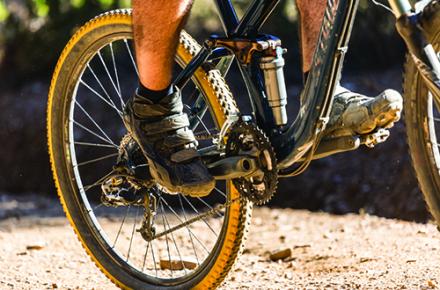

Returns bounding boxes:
[323,86,403,139]
[123,87,215,197]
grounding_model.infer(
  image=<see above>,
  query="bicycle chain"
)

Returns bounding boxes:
[147,195,246,241]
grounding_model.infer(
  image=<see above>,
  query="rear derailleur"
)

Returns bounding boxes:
[100,134,158,241]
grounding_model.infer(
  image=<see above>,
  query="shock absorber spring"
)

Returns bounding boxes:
[259,46,288,126]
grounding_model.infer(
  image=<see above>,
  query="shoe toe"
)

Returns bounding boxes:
[380,89,403,108]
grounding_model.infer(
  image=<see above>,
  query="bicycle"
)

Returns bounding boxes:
[47,0,440,289]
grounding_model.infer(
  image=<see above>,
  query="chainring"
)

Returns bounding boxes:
[226,118,278,205]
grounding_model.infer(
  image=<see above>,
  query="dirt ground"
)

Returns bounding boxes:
[1,199,439,290]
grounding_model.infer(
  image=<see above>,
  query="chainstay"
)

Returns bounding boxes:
[147,195,247,242]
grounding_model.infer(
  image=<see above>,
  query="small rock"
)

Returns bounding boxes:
[269,248,292,261]
[406,259,417,263]
[286,261,297,269]
[360,257,374,263]
[284,256,298,262]
[284,272,293,279]
[52,283,58,289]
[26,243,45,251]
[242,248,251,254]
[16,251,27,256]
[160,257,197,270]
[428,280,437,288]
[293,244,311,250]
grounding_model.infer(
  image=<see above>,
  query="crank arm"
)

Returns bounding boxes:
[206,155,258,180]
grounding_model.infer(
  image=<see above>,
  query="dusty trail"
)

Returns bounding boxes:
[0,206,439,289]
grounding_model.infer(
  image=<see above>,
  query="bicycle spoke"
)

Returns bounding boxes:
[72,120,118,147]
[213,187,227,199]
[124,39,139,77]
[76,152,119,167]
[193,114,211,134]
[79,79,123,116]
[75,100,117,145]
[97,50,123,101]
[74,141,116,149]
[93,203,105,211]
[150,238,158,276]
[126,207,139,262]
[195,192,226,218]
[82,170,115,192]
[142,241,151,272]
[87,63,122,116]
[178,195,200,266]
[188,98,209,131]
[109,43,124,108]
[160,201,188,275]
[181,194,219,236]
[158,196,210,255]
[158,198,174,277]
[113,206,130,248]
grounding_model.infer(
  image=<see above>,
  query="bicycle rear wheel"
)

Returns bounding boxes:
[404,9,440,225]
[47,9,252,289]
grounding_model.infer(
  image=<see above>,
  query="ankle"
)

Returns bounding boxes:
[136,83,174,103]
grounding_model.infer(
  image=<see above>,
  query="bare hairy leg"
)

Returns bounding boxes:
[296,0,327,74]
[132,0,193,91]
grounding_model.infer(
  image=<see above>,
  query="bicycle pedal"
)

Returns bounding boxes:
[361,128,390,148]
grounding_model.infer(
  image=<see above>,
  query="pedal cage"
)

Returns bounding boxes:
[361,128,390,148]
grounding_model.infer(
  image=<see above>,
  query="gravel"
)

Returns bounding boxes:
[1,205,439,289]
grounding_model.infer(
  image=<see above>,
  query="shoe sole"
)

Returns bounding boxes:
[150,167,216,198]
[374,102,402,130]
[157,181,216,198]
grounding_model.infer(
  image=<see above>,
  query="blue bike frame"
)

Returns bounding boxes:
[174,0,440,176]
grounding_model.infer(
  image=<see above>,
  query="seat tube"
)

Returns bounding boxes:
[388,0,413,17]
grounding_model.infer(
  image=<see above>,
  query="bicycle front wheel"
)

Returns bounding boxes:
[404,6,440,226]
[47,9,252,289]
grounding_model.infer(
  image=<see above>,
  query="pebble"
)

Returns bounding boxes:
[293,244,311,250]
[269,248,292,261]
[26,243,45,251]
[427,280,437,288]
[159,257,197,270]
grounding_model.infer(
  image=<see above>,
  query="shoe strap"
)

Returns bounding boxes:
[141,113,190,135]
[141,113,200,163]
[133,89,183,118]
[170,148,199,163]
[163,128,196,148]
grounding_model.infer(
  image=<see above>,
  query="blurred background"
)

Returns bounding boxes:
[0,0,429,221]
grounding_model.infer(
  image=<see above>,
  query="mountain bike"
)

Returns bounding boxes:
[47,0,440,289]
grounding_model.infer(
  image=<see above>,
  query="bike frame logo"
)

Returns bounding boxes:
[315,0,340,71]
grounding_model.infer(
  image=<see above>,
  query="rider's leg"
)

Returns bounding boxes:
[127,0,215,197]
[296,0,403,138]
[133,0,192,91]
[295,0,327,74]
